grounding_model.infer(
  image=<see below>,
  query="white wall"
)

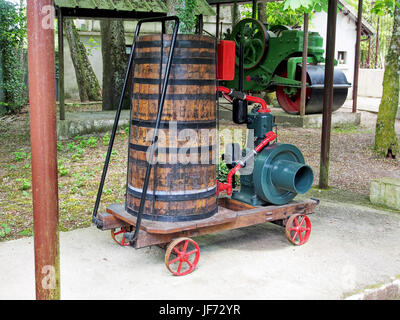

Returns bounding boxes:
[358,68,384,98]
[310,11,357,99]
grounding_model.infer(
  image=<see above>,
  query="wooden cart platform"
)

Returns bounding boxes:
[98,197,318,248]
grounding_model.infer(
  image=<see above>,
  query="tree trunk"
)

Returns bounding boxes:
[166,0,197,34]
[64,19,102,102]
[100,20,129,111]
[231,1,240,29]
[374,2,400,156]
[258,0,267,24]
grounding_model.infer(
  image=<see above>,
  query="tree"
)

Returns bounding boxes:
[64,19,102,102]
[0,0,27,115]
[372,0,400,157]
[166,0,197,34]
[232,1,241,28]
[100,20,129,111]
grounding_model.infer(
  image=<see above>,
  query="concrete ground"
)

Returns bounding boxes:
[1,199,400,300]
[344,96,400,119]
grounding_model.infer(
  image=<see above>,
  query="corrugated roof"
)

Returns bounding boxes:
[54,0,215,16]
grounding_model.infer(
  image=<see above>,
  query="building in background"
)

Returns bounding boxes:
[310,0,375,98]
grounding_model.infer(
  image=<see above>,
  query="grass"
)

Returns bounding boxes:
[0,117,130,241]
[332,124,373,135]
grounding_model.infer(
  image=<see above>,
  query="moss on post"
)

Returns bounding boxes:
[374,1,400,157]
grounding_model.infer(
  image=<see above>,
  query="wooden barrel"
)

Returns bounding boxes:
[126,34,217,222]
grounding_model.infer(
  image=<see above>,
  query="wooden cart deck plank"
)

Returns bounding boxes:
[106,203,238,234]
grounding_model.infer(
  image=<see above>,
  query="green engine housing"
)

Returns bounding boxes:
[230,109,314,206]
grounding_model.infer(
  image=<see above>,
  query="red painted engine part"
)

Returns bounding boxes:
[217,86,271,113]
[217,40,236,81]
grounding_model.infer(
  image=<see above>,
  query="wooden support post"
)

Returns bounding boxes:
[352,0,363,113]
[57,9,65,120]
[367,36,371,68]
[300,13,309,117]
[375,16,380,68]
[319,0,337,190]
[27,0,61,299]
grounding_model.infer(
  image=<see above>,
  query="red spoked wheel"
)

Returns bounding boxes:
[285,214,311,245]
[110,227,131,246]
[165,237,200,276]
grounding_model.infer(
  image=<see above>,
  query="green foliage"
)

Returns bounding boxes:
[0,0,28,114]
[58,160,70,177]
[242,0,326,27]
[16,178,30,191]
[283,0,328,12]
[86,37,99,57]
[176,0,197,34]
[86,136,99,148]
[14,151,29,162]
[102,132,111,146]
[217,161,229,182]
[0,223,11,238]
[242,3,305,26]
[371,0,399,16]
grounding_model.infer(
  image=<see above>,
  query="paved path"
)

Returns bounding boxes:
[1,200,399,300]
[343,97,381,113]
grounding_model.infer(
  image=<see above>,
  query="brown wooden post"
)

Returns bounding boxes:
[352,0,363,113]
[57,8,65,120]
[319,0,337,189]
[367,36,371,68]
[27,0,61,299]
[300,13,309,117]
[375,16,380,68]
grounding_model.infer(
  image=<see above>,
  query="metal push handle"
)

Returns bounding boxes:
[92,16,180,229]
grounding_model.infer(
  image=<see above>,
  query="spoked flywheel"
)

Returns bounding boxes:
[285,214,311,245]
[276,64,350,114]
[230,18,269,70]
[165,237,200,276]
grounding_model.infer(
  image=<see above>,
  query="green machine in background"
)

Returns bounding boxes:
[224,18,351,114]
